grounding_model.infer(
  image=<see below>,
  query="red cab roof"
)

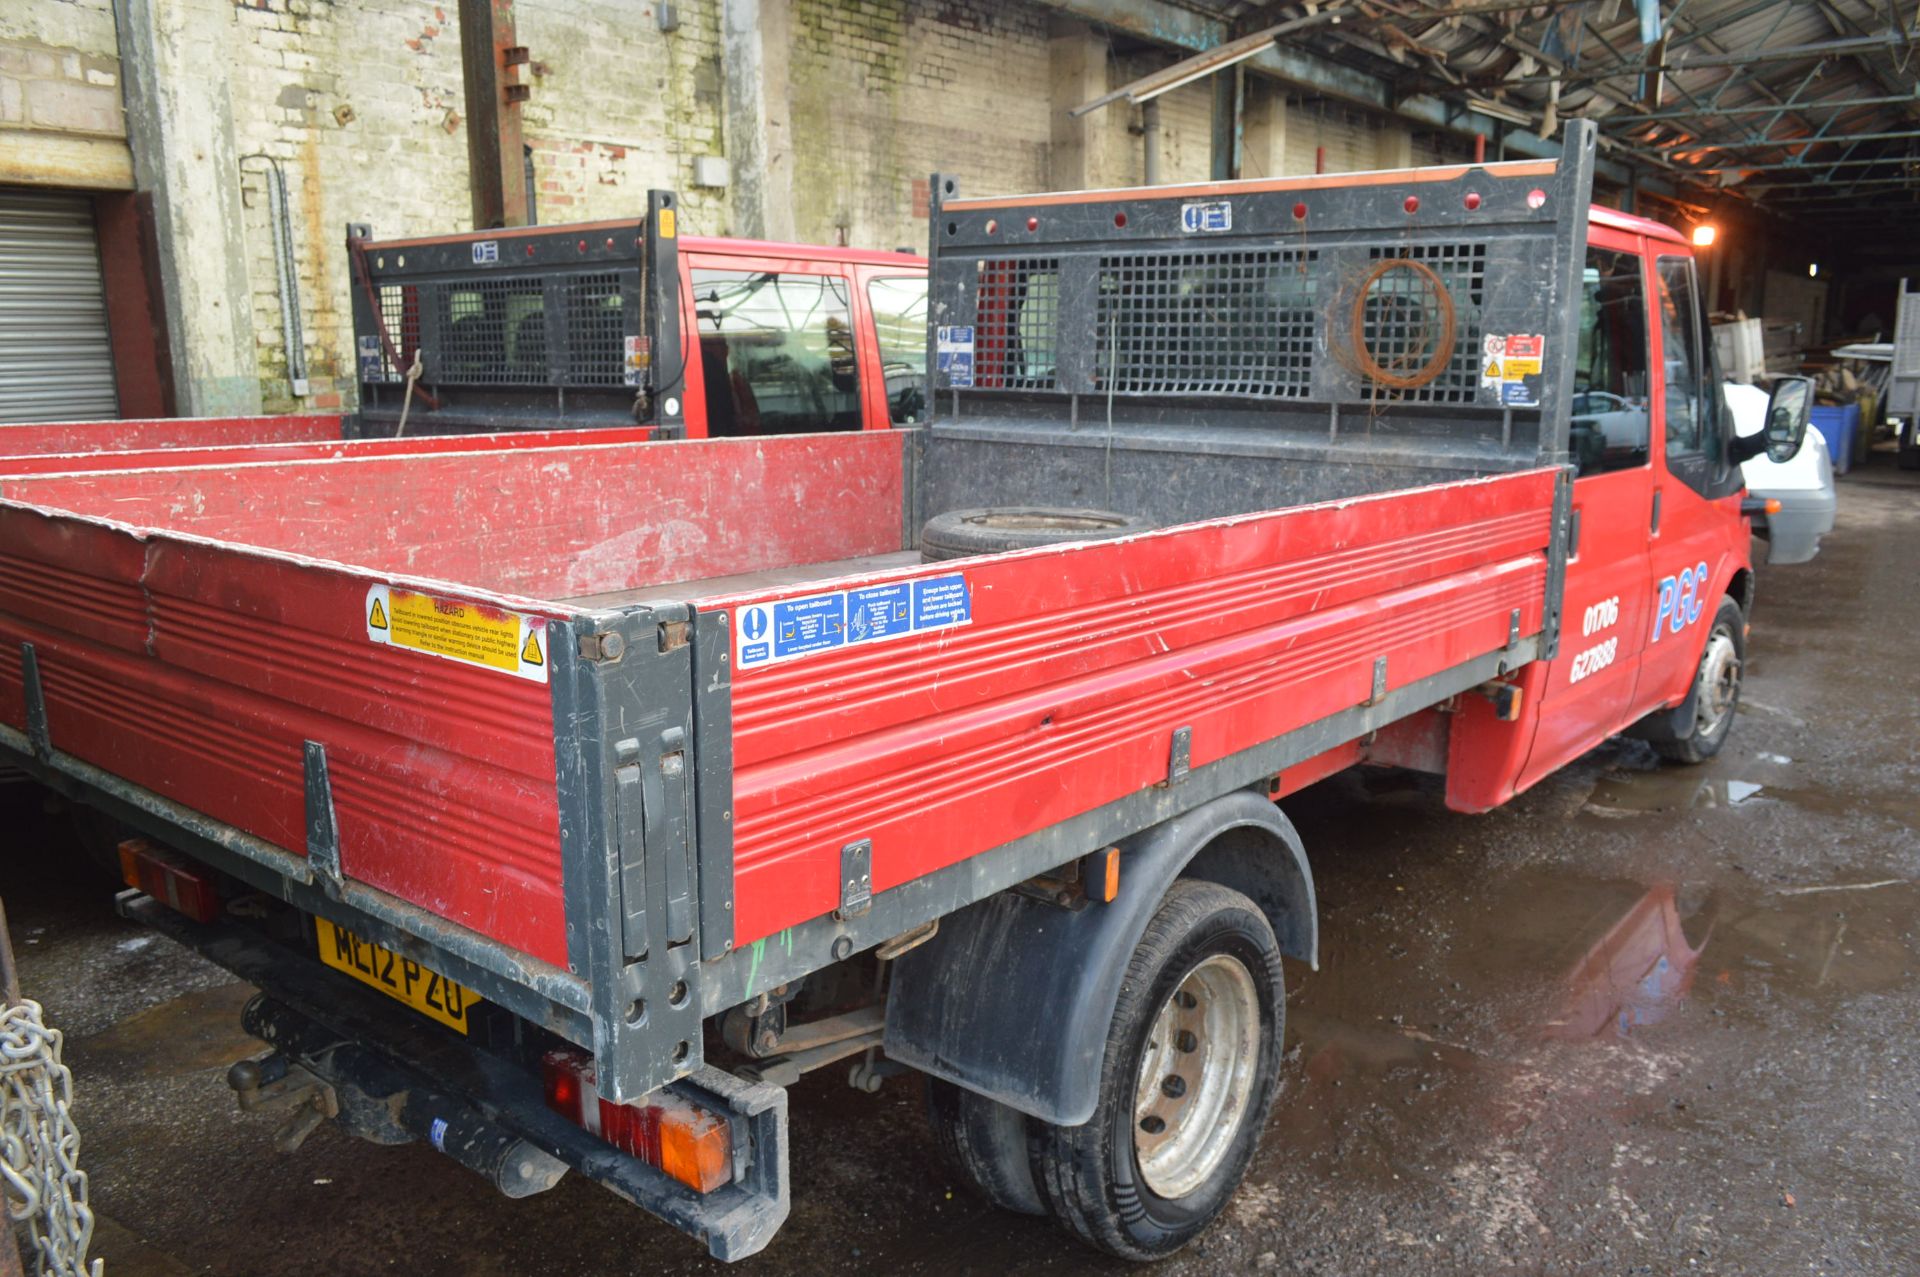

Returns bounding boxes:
[681,235,924,267]
[1589,204,1691,246]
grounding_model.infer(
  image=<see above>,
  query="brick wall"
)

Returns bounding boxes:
[153,0,729,411]
[787,0,1055,254]
[517,1,728,233]
[69,0,1390,415]
[0,0,131,188]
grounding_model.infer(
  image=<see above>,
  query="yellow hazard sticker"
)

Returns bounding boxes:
[364,585,549,683]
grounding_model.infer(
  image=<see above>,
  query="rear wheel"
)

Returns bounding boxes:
[1029,880,1283,1260]
[924,1077,1044,1216]
[1653,596,1746,764]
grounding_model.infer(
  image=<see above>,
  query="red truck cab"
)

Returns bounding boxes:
[347,201,927,441]
[677,237,928,437]
[1459,205,1760,806]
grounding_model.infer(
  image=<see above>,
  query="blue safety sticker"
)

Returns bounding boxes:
[1180,200,1233,234]
[429,1117,448,1151]
[734,573,971,670]
[937,326,974,388]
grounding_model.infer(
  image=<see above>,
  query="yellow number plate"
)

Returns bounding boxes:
[315,918,479,1034]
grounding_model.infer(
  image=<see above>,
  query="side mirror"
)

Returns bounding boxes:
[1762,375,1813,464]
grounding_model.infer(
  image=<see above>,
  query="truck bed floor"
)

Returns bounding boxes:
[562,550,925,608]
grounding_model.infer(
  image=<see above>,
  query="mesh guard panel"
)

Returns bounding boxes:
[1096,249,1318,398]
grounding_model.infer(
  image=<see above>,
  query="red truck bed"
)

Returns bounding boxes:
[0,419,656,477]
[0,413,341,457]
[0,430,1552,968]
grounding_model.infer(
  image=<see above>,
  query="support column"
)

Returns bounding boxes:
[1374,122,1414,171]
[458,0,528,230]
[1048,17,1106,191]
[1239,80,1288,179]
[1210,70,1235,180]
[113,0,261,416]
[722,0,795,242]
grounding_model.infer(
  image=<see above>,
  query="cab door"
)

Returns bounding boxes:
[679,252,866,438]
[1636,252,1747,711]
[1518,234,1658,788]
[857,269,930,428]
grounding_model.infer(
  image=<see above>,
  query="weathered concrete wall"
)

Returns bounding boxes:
[24,0,1433,417]
[0,0,132,189]
[785,0,1054,253]
[117,0,729,413]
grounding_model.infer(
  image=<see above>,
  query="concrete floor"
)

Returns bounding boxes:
[6,458,1918,1277]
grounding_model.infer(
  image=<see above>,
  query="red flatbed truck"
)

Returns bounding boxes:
[0,122,1809,1261]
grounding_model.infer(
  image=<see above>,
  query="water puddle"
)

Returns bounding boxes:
[70,982,260,1077]
[1584,771,1767,815]
[1274,858,1919,1181]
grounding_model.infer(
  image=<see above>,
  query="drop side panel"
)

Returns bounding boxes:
[0,504,572,965]
[714,468,1558,943]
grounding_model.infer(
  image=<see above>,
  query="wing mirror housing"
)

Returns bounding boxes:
[1760,375,1813,464]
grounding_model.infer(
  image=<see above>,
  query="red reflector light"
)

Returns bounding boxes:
[117,839,221,923]
[541,1049,732,1193]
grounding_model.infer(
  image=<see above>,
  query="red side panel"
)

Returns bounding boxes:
[0,504,571,966]
[0,414,340,458]
[0,424,657,477]
[0,433,905,602]
[713,469,1559,944]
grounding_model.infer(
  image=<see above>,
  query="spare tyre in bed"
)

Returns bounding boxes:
[919,507,1152,562]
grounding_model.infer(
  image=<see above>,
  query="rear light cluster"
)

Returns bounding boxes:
[117,838,221,923]
[541,1049,732,1193]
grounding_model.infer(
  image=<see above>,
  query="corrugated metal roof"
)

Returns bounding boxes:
[1153,0,1919,227]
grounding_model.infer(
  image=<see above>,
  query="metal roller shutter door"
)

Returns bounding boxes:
[0,189,119,423]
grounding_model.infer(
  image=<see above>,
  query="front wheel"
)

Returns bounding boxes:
[1653,595,1746,764]
[1029,880,1284,1260]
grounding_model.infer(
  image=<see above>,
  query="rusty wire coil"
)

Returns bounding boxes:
[1346,257,1457,391]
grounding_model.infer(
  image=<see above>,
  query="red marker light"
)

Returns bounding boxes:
[1526,188,1548,209]
[1114,211,1127,228]
[1292,202,1307,221]
[1464,192,1482,211]
[1027,217,1038,231]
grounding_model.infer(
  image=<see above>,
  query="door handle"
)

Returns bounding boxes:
[1650,488,1662,535]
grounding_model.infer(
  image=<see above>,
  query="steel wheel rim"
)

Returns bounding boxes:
[1132,953,1260,1200]
[1695,625,1741,738]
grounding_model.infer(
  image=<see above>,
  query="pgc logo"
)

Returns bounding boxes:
[1650,560,1711,643]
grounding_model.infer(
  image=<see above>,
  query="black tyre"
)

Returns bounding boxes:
[924,1076,1045,1216]
[1652,595,1746,764]
[919,507,1151,563]
[1029,880,1284,1260]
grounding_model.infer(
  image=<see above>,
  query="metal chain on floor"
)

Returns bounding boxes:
[0,902,100,1277]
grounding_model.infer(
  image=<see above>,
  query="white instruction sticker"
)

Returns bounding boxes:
[937,326,975,388]
[734,574,972,671]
